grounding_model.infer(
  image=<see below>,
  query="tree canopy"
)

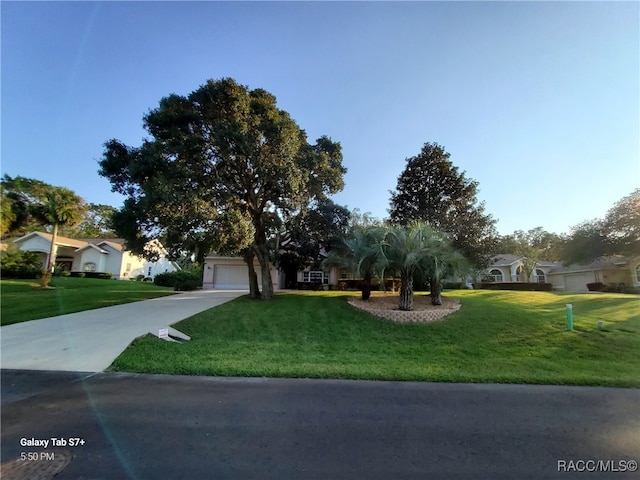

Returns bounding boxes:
[99,78,346,299]
[1,175,114,240]
[560,189,639,265]
[388,142,498,270]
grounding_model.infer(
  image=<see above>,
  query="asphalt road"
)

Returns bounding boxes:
[1,370,639,479]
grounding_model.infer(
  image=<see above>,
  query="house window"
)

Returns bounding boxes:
[636,265,640,283]
[83,262,97,272]
[340,271,354,280]
[126,263,132,272]
[148,267,152,277]
[535,269,545,283]
[303,271,328,284]
[515,266,523,282]
[488,269,503,282]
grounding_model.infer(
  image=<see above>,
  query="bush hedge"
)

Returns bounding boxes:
[0,249,41,279]
[154,270,202,291]
[69,271,112,280]
[474,282,553,292]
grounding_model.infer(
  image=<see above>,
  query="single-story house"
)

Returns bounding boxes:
[483,254,562,284]
[203,254,280,290]
[546,256,640,292]
[203,254,349,290]
[13,232,179,280]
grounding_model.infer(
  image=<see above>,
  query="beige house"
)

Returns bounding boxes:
[203,254,280,290]
[202,254,346,290]
[13,232,179,280]
[546,256,640,292]
[483,254,561,284]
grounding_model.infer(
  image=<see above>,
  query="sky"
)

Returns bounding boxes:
[2,1,638,236]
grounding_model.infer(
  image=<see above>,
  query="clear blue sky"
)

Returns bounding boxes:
[2,1,638,235]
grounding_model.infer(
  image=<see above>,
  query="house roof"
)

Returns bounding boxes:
[13,232,127,253]
[13,232,86,248]
[548,255,638,274]
[489,254,561,269]
[75,243,110,254]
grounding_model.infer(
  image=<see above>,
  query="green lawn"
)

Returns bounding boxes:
[1,277,176,325]
[110,290,640,387]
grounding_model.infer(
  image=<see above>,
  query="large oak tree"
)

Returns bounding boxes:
[99,78,346,299]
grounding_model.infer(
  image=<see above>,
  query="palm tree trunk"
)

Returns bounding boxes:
[398,272,414,311]
[430,275,442,306]
[46,222,59,273]
[361,271,372,300]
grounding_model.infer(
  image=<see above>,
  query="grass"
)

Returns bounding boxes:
[109,290,640,387]
[1,277,176,325]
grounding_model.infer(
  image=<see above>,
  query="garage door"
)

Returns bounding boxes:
[564,273,590,292]
[213,265,250,289]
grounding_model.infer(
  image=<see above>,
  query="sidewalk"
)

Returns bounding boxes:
[0,289,245,372]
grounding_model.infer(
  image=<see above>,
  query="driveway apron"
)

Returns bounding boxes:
[0,289,244,372]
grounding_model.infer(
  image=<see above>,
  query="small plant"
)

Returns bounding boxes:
[38,269,53,288]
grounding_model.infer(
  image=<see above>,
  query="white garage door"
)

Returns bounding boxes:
[214,265,250,289]
[564,273,590,292]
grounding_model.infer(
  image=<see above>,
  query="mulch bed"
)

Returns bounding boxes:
[347,293,461,323]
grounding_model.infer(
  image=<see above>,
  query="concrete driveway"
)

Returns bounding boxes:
[0,289,245,372]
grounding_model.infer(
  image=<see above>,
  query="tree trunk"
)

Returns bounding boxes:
[361,271,372,300]
[398,272,414,311]
[250,211,274,300]
[243,249,260,299]
[46,222,59,273]
[41,222,58,288]
[430,276,442,306]
[254,243,274,300]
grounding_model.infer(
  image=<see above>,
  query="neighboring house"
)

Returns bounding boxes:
[483,254,561,284]
[546,256,640,292]
[13,232,179,280]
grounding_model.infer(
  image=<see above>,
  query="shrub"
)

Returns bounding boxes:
[586,282,605,292]
[0,248,41,279]
[474,282,553,292]
[69,271,111,279]
[154,270,202,291]
[135,274,146,281]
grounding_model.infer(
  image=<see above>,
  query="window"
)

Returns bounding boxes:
[488,269,503,282]
[83,262,97,272]
[636,265,640,283]
[515,266,523,282]
[303,270,328,284]
[340,271,354,280]
[126,263,132,272]
[535,269,545,283]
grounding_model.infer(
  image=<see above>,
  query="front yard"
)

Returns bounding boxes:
[1,277,176,325]
[110,290,640,387]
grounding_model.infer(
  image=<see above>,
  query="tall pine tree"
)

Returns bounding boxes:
[388,142,498,270]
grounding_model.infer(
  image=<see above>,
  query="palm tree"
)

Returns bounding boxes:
[35,187,86,286]
[380,223,435,311]
[421,238,468,305]
[381,223,467,310]
[323,225,386,300]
